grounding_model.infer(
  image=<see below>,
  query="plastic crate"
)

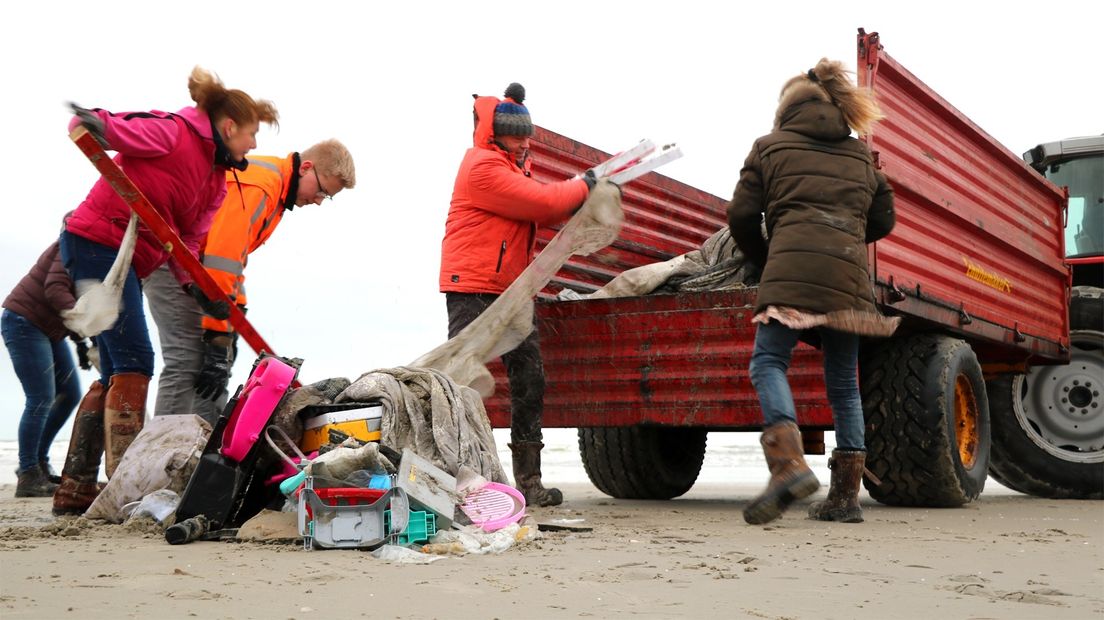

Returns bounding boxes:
[297,479,408,550]
[385,509,437,545]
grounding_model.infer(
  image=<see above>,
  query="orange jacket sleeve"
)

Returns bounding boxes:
[467,156,589,225]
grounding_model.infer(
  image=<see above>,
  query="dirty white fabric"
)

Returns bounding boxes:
[558,227,754,301]
[85,414,211,522]
[338,366,508,484]
[62,211,140,338]
[412,180,623,396]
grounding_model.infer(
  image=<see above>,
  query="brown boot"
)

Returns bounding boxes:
[743,422,820,525]
[15,466,57,498]
[509,441,563,507]
[808,449,865,523]
[103,373,149,479]
[53,382,107,515]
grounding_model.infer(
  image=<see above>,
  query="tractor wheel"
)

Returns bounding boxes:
[861,334,990,506]
[986,287,1104,498]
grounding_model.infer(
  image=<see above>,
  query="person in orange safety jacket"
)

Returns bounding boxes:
[439,83,594,507]
[144,140,356,423]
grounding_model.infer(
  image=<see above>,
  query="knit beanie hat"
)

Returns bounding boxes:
[493,83,533,137]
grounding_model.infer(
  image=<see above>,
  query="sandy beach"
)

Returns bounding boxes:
[1,477,1101,620]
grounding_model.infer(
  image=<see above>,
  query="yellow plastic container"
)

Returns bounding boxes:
[300,404,383,452]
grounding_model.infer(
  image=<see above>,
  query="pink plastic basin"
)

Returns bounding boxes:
[460,482,526,532]
[220,356,297,462]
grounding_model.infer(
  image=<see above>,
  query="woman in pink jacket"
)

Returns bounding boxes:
[53,67,278,515]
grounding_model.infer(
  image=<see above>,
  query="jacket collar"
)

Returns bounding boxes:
[209,118,249,172]
[284,153,301,211]
[171,106,249,171]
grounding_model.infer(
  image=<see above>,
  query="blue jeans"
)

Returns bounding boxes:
[58,231,154,382]
[2,309,82,471]
[748,320,865,450]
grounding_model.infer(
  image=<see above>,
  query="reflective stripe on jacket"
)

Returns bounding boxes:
[200,154,294,332]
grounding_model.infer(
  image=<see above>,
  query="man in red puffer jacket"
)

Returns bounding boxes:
[439,83,592,506]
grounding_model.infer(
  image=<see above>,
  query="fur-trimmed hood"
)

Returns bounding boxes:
[774,79,851,140]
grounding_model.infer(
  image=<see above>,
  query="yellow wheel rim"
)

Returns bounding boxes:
[954,374,980,469]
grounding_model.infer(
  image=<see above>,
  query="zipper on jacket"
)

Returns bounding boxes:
[495,241,507,273]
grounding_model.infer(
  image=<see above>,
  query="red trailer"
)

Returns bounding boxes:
[485,29,1101,504]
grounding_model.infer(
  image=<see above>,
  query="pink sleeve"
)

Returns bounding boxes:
[70,109,181,157]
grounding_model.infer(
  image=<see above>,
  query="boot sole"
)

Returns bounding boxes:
[14,489,57,498]
[743,473,820,525]
[809,507,864,523]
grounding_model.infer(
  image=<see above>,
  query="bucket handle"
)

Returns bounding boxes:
[264,424,309,471]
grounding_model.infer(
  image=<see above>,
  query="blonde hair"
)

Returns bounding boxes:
[775,58,883,135]
[302,139,356,189]
[187,66,279,130]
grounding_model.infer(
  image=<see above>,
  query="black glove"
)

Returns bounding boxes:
[195,331,233,401]
[184,283,231,320]
[68,102,108,149]
[74,338,92,371]
[582,168,598,191]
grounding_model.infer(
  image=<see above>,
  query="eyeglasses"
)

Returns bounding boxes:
[312,167,333,201]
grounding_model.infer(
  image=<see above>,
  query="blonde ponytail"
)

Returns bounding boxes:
[774,58,883,135]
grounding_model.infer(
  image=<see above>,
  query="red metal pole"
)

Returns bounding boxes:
[69,126,280,360]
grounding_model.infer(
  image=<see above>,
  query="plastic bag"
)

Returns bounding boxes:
[121,489,180,524]
[370,544,445,564]
[424,520,538,556]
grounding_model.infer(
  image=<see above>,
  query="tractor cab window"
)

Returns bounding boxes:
[1046,155,1103,258]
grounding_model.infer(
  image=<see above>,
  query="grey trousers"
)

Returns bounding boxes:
[143,264,226,425]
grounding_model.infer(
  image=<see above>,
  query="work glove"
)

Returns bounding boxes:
[74,338,93,371]
[68,102,108,149]
[582,168,598,191]
[183,283,231,320]
[195,330,233,401]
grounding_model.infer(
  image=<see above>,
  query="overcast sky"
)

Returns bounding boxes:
[1,1,1100,440]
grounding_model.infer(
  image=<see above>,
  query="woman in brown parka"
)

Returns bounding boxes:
[727,58,898,525]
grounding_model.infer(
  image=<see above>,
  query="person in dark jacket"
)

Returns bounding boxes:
[727,58,898,526]
[2,241,90,497]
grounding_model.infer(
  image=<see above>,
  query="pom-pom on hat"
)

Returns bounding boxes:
[493,82,533,137]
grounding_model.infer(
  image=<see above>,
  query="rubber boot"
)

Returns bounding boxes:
[808,449,865,523]
[53,382,107,515]
[103,373,149,479]
[743,421,820,525]
[509,441,563,507]
[39,462,62,484]
[15,465,57,498]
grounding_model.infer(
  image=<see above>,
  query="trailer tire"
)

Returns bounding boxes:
[860,334,990,507]
[986,287,1104,499]
[577,426,706,499]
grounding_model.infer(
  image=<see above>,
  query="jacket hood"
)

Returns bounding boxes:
[173,106,214,139]
[777,99,851,141]
[472,95,501,149]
